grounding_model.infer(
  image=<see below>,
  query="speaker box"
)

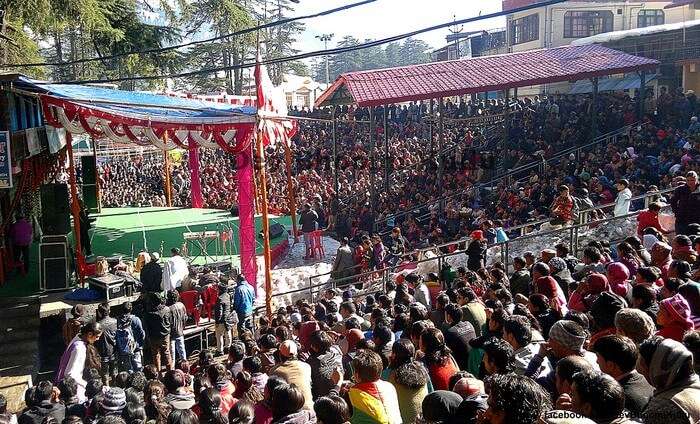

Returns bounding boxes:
[230,205,239,217]
[258,223,285,239]
[40,184,71,235]
[81,155,100,213]
[40,235,70,292]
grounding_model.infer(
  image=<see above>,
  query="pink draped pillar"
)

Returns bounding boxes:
[237,151,258,294]
[188,145,204,208]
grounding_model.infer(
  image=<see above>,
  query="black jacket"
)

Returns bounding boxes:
[670,184,700,224]
[19,401,66,424]
[619,371,653,418]
[444,321,476,371]
[509,269,531,297]
[140,261,163,292]
[214,291,237,327]
[169,302,187,338]
[308,346,344,399]
[466,240,487,271]
[96,317,117,361]
[143,305,171,339]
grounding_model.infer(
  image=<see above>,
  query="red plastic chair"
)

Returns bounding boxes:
[310,230,325,259]
[180,290,201,326]
[201,284,219,320]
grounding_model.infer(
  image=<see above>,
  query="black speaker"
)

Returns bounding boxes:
[81,156,100,213]
[40,184,71,235]
[230,205,239,217]
[258,223,285,239]
[40,235,70,292]
[81,156,97,185]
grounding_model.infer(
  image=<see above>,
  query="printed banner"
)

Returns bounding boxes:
[0,131,13,189]
[46,125,67,154]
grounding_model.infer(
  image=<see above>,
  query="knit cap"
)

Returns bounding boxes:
[661,294,694,330]
[549,320,586,352]
[99,387,127,413]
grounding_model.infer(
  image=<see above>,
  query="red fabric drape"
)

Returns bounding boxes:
[188,145,203,208]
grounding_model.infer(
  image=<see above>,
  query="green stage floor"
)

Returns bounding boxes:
[0,208,291,298]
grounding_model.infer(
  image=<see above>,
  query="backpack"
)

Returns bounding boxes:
[115,317,136,356]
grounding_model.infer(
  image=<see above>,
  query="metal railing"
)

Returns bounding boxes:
[374,122,641,231]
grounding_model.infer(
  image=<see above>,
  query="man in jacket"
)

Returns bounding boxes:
[215,281,237,354]
[95,302,117,384]
[443,303,476,371]
[509,257,531,298]
[142,293,172,371]
[18,381,65,424]
[307,330,343,399]
[670,171,700,236]
[140,252,163,293]
[299,203,319,259]
[116,301,146,373]
[270,340,314,410]
[331,237,355,283]
[166,290,188,362]
[592,335,653,419]
[233,272,255,333]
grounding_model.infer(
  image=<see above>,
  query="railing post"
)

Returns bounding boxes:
[569,227,575,255]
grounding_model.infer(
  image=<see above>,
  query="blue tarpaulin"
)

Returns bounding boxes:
[14,76,256,124]
[569,73,657,95]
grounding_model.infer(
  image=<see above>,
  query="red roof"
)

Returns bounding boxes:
[315,45,659,108]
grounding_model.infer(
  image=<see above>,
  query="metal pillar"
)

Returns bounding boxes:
[369,108,376,211]
[638,71,646,120]
[429,99,434,153]
[332,106,339,196]
[591,77,599,140]
[502,88,510,175]
[438,98,444,187]
[383,105,389,195]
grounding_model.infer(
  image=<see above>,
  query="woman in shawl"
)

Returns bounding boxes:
[270,383,316,424]
[606,261,633,302]
[568,273,609,313]
[638,337,700,424]
[419,328,459,391]
[55,322,103,403]
[535,276,568,314]
[616,242,643,278]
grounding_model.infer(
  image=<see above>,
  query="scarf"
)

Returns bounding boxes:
[648,338,694,391]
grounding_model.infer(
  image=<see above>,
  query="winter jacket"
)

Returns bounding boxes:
[272,410,317,424]
[215,291,237,327]
[143,305,171,339]
[444,321,475,371]
[18,401,66,424]
[118,313,146,350]
[308,346,344,399]
[233,280,255,316]
[670,184,700,225]
[96,317,117,361]
[169,302,187,338]
[509,270,531,297]
[140,261,163,292]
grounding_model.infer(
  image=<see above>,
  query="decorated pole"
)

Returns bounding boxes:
[283,142,299,242]
[65,133,84,284]
[163,149,172,207]
[188,144,204,208]
[255,122,274,321]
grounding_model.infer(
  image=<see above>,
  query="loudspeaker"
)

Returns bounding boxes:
[258,223,285,239]
[40,235,70,292]
[230,205,239,217]
[40,184,71,235]
[81,156,100,213]
[81,156,97,185]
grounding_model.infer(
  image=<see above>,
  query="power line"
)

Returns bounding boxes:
[55,0,568,84]
[3,0,377,68]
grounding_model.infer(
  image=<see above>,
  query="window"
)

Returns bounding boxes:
[510,14,539,45]
[637,10,664,28]
[563,11,614,38]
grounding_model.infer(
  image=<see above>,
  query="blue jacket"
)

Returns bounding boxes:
[233,280,255,315]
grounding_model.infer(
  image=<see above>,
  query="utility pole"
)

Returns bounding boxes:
[315,33,334,84]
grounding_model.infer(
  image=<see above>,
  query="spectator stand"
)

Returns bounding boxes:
[260,186,676,313]
[316,44,659,217]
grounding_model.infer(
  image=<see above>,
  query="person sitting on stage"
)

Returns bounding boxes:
[162,248,189,291]
[140,252,163,293]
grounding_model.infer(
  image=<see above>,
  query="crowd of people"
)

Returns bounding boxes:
[12,198,700,424]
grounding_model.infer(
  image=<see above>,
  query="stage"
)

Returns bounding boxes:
[0,207,292,298]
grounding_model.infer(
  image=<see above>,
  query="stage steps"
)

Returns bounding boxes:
[0,296,41,412]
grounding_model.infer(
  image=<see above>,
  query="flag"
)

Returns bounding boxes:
[254,54,298,146]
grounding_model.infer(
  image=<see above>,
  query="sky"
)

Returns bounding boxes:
[292,0,506,52]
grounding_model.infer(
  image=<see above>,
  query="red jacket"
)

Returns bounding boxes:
[637,210,665,236]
